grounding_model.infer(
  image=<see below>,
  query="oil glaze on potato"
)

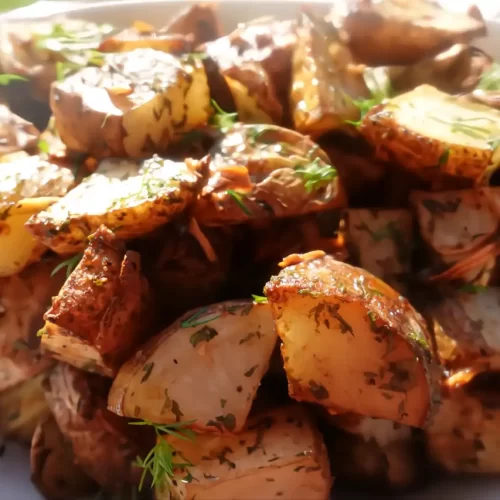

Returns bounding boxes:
[156,405,332,500]
[0,105,40,156]
[264,252,440,427]
[108,300,277,432]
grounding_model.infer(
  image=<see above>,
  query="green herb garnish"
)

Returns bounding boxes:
[478,63,500,92]
[38,139,50,154]
[295,158,337,192]
[459,283,488,294]
[0,74,28,85]
[227,189,252,216]
[129,420,196,491]
[210,99,238,132]
[51,253,83,279]
[251,295,268,304]
[181,307,221,328]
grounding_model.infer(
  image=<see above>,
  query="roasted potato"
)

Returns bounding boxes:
[42,225,151,376]
[0,259,65,392]
[290,12,368,137]
[0,370,51,443]
[327,415,420,490]
[329,0,486,66]
[345,209,413,294]
[44,363,146,491]
[26,156,207,254]
[155,405,332,500]
[31,414,98,500]
[426,373,500,474]
[162,3,221,46]
[361,85,500,183]
[193,124,346,226]
[108,300,277,432]
[0,104,40,156]
[50,49,212,158]
[264,251,441,427]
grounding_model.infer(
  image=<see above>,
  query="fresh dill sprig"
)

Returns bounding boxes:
[227,189,252,216]
[51,253,83,279]
[0,74,28,86]
[129,420,196,491]
[295,158,337,193]
[209,99,238,132]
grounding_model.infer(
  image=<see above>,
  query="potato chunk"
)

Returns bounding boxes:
[26,156,207,254]
[360,85,500,182]
[0,259,64,392]
[155,405,332,500]
[50,49,211,158]
[330,0,486,66]
[193,124,346,226]
[31,415,98,500]
[108,300,277,432]
[42,225,151,376]
[345,209,413,294]
[0,105,40,156]
[264,252,440,427]
[44,363,145,491]
[290,13,368,137]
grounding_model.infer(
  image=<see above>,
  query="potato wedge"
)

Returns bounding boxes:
[264,251,441,427]
[330,0,486,66]
[0,259,64,393]
[31,415,98,500]
[50,49,212,158]
[108,300,277,432]
[0,105,40,156]
[42,225,151,376]
[290,12,368,137]
[162,4,221,46]
[0,370,51,443]
[193,124,346,226]
[360,85,500,183]
[345,209,413,294]
[26,156,207,254]
[44,363,146,491]
[328,415,419,489]
[155,405,332,500]
[426,373,500,474]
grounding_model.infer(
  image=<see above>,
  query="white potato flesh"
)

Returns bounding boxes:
[26,156,207,254]
[345,209,413,294]
[264,252,440,428]
[108,301,277,432]
[156,405,332,500]
[51,49,211,158]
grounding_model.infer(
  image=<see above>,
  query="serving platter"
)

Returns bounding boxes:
[1,1,500,499]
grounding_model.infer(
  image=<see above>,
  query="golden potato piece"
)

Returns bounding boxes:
[42,225,151,376]
[345,209,413,294]
[156,405,332,500]
[193,124,346,226]
[50,49,212,158]
[427,373,500,474]
[290,12,368,137]
[26,156,207,254]
[0,105,40,156]
[0,370,51,443]
[44,363,145,491]
[0,259,64,392]
[360,85,500,182]
[31,415,98,500]
[108,300,277,432]
[264,252,441,428]
[330,0,486,66]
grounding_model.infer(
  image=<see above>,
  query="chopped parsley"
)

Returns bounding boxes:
[295,158,337,193]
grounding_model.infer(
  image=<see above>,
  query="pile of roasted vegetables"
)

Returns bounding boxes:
[2,0,500,498]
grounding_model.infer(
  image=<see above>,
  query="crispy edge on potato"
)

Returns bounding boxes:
[31,414,98,500]
[42,225,151,375]
[108,300,277,433]
[156,405,332,500]
[264,251,441,428]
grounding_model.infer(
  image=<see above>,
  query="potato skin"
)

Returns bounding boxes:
[31,415,98,500]
[0,105,40,156]
[264,252,441,428]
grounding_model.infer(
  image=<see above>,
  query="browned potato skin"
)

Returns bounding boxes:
[0,259,65,392]
[264,252,441,428]
[44,363,146,491]
[43,226,151,373]
[193,124,346,226]
[31,415,98,500]
[0,105,40,156]
[332,0,486,66]
[163,3,222,46]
